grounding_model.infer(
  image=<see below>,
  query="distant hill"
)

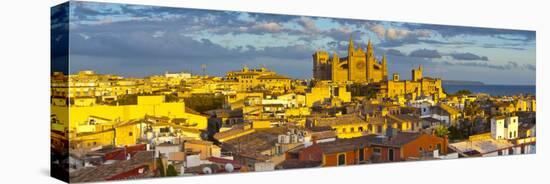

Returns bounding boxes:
[442,80,485,86]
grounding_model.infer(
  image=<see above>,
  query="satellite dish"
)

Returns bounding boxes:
[225,163,234,173]
[202,167,212,174]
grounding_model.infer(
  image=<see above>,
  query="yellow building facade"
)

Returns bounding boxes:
[305,82,351,107]
[51,96,208,141]
[383,65,446,100]
[74,120,146,148]
[224,66,291,93]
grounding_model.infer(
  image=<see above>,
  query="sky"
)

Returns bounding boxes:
[51,1,536,85]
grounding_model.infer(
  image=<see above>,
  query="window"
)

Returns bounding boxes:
[337,154,346,166]
[373,148,381,155]
[359,149,365,161]
[129,132,133,136]
[350,128,355,132]
[342,128,346,133]
[359,127,364,132]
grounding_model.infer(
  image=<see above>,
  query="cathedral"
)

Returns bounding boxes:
[312,35,446,101]
[313,36,387,84]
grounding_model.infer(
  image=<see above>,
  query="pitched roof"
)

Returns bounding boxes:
[315,135,379,154]
[222,128,288,154]
[185,107,208,116]
[313,114,367,127]
[382,132,423,147]
[276,160,322,169]
[69,151,154,183]
[314,132,432,154]
[438,103,460,115]
[213,125,255,141]
[185,139,214,146]
[257,74,290,80]
[387,114,420,123]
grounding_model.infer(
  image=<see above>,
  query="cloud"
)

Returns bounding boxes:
[386,28,411,40]
[369,24,432,41]
[68,30,316,79]
[402,23,536,42]
[449,52,488,61]
[251,22,283,33]
[152,30,165,38]
[66,1,535,84]
[523,64,536,71]
[409,49,442,59]
[385,49,406,56]
[443,61,534,71]
[323,28,365,46]
[297,17,319,34]
[370,24,386,39]
[482,43,527,51]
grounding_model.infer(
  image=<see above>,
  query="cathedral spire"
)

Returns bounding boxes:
[367,39,373,50]
[382,54,388,80]
[348,35,355,55]
[367,39,374,58]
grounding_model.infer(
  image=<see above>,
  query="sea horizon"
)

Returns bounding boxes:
[443,84,536,96]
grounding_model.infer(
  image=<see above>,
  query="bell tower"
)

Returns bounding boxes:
[366,39,375,82]
[382,54,388,80]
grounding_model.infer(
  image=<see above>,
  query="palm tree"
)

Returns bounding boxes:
[434,125,450,138]
[463,101,482,135]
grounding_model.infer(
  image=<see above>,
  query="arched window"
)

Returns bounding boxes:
[337,153,346,166]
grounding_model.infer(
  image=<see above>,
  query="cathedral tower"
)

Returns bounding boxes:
[412,65,423,82]
[382,54,388,80]
[348,36,367,83]
[366,39,375,82]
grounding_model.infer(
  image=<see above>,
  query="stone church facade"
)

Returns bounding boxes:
[313,36,387,84]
